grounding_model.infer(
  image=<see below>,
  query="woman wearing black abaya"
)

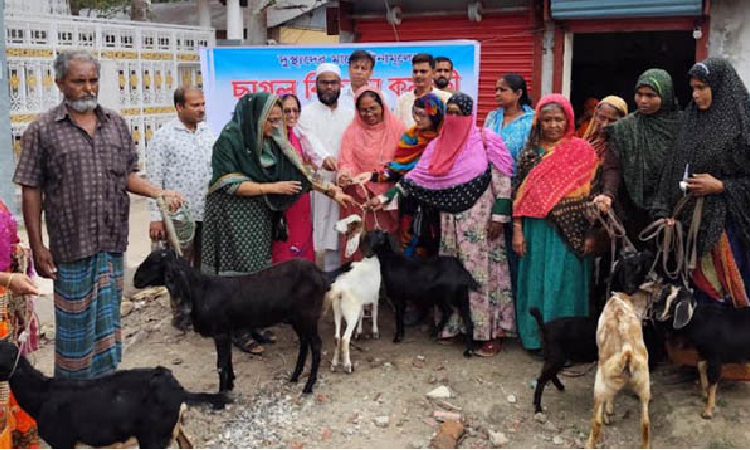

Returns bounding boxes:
[654,58,750,307]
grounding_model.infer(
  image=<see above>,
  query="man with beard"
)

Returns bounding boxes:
[340,49,375,106]
[394,53,452,128]
[298,63,354,270]
[13,51,182,379]
[434,56,454,93]
[146,86,215,268]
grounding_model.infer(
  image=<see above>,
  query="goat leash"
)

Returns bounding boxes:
[356,180,382,230]
[587,203,636,300]
[639,195,692,286]
[156,195,184,257]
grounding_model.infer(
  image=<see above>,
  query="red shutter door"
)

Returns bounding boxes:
[355,11,537,125]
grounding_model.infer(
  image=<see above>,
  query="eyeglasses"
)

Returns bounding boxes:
[359,107,381,116]
[267,117,283,125]
[283,108,299,115]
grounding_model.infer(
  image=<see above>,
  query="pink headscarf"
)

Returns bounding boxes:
[338,86,405,195]
[405,123,513,190]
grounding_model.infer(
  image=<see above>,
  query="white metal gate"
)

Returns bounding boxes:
[5,13,214,169]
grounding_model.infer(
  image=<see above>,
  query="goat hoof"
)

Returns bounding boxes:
[701,412,713,420]
[302,388,313,395]
[344,365,353,373]
[393,335,403,343]
[290,375,300,383]
[463,350,474,357]
[557,385,565,392]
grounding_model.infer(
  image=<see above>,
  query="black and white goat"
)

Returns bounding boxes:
[134,250,327,394]
[655,285,750,419]
[531,249,654,414]
[0,340,227,449]
[362,229,479,356]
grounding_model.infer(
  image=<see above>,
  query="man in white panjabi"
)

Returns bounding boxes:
[297,63,355,271]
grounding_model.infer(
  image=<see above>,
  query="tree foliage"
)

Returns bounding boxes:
[69,0,129,16]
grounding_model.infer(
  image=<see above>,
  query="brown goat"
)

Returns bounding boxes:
[586,287,655,449]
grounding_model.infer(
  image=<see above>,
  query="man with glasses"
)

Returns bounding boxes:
[297,63,354,271]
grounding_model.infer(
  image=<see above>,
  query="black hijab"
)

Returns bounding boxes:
[654,57,750,255]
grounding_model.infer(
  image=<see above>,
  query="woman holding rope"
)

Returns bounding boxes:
[653,58,750,307]
[202,92,352,355]
[601,69,682,250]
[512,94,598,352]
[371,93,514,356]
[337,87,405,263]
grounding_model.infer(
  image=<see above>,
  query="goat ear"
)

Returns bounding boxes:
[673,299,694,329]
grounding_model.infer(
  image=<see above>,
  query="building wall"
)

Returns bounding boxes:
[0,0,17,216]
[709,0,750,87]
[279,27,338,44]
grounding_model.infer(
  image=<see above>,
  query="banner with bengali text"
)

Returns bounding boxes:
[200,41,480,134]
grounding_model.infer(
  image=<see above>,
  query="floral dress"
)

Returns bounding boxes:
[438,168,515,340]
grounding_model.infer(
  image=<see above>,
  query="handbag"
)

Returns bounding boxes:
[271,211,289,242]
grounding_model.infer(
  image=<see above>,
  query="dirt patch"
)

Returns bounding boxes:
[30,295,750,449]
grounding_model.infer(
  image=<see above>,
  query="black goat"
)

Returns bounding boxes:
[655,285,750,419]
[530,307,598,414]
[530,248,654,414]
[134,249,327,394]
[362,229,479,357]
[0,341,227,449]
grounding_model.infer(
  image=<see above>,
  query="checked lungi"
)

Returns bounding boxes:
[53,252,123,379]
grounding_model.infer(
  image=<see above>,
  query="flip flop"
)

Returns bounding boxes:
[254,329,277,344]
[233,335,264,355]
[476,340,502,357]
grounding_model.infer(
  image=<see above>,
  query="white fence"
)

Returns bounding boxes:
[5,13,214,168]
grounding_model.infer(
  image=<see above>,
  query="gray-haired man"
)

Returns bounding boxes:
[13,51,182,379]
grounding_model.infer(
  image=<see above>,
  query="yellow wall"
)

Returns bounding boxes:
[279,27,340,44]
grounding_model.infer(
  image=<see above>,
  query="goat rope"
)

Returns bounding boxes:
[585,202,637,300]
[156,196,195,257]
[638,195,702,288]
[355,180,382,231]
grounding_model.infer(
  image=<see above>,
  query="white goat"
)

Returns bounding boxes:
[328,256,381,373]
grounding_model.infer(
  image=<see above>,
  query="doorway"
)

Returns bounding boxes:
[569,31,695,122]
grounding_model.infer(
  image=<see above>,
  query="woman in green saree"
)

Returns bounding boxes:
[201,92,351,353]
[512,94,599,351]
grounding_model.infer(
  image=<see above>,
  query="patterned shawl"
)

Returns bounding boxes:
[654,57,750,255]
[583,96,628,159]
[388,93,444,175]
[513,94,598,256]
[611,69,681,210]
[209,92,311,211]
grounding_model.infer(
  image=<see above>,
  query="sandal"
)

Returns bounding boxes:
[233,334,264,355]
[253,329,277,344]
[476,340,502,357]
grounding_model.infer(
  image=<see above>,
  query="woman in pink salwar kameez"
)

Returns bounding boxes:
[272,94,315,263]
